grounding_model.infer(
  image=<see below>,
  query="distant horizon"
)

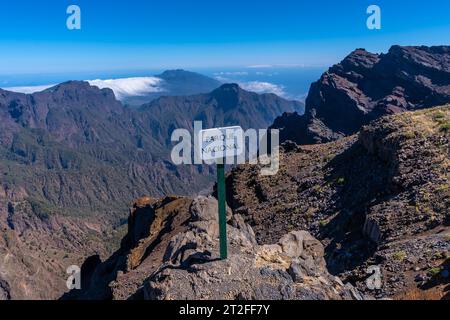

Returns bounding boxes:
[1,0,450,75]
[3,42,450,102]
[0,65,325,102]
[3,0,450,101]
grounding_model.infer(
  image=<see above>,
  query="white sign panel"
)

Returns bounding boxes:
[200,126,244,161]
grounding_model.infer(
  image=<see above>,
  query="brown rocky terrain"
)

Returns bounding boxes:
[0,197,116,299]
[61,107,449,301]
[227,106,450,299]
[63,195,366,300]
[272,46,450,144]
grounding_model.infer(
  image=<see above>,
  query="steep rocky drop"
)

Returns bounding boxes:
[272,46,450,145]
[228,106,450,299]
[63,196,365,300]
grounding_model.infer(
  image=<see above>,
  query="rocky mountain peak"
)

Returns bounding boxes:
[157,69,203,80]
[156,69,222,92]
[273,45,450,145]
[43,80,118,102]
[210,83,242,109]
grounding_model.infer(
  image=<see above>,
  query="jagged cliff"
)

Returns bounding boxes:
[63,196,365,300]
[272,46,450,145]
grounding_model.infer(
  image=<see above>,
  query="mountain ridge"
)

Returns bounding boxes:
[272,45,450,145]
[0,81,301,299]
[64,105,449,300]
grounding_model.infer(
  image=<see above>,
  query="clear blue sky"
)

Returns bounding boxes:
[1,0,449,74]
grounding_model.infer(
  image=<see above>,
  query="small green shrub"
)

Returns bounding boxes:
[440,121,450,132]
[319,220,328,227]
[427,267,442,277]
[393,251,407,261]
[433,112,445,121]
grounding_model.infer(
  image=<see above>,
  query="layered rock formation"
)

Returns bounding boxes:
[64,196,365,300]
[272,46,450,145]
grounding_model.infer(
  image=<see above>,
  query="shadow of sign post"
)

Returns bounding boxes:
[199,126,244,260]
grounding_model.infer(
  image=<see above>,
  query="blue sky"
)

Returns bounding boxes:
[0,0,449,75]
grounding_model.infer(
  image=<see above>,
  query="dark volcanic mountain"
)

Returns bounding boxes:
[0,81,301,299]
[272,45,450,144]
[141,83,304,144]
[122,69,222,106]
[156,69,222,96]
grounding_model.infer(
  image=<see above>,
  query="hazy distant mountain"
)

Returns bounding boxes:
[122,69,222,106]
[157,69,222,95]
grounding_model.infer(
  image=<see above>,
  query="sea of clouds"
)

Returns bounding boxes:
[87,77,165,100]
[2,76,166,101]
[3,84,56,94]
[214,75,287,98]
[2,75,290,101]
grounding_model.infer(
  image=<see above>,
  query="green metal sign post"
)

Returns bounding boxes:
[200,126,243,261]
[217,162,228,260]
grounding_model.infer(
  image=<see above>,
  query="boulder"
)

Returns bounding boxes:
[144,217,365,300]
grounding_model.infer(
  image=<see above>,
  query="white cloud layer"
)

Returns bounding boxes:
[88,77,165,100]
[3,84,55,94]
[215,76,287,98]
[2,77,166,101]
[246,64,274,69]
[3,76,294,102]
[247,64,305,68]
[213,71,249,76]
[239,81,286,97]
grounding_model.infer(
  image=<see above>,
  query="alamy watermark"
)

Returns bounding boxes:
[366,265,382,290]
[67,5,81,30]
[367,5,381,30]
[66,265,81,290]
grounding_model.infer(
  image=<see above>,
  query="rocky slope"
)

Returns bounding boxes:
[0,81,301,213]
[272,46,450,145]
[0,199,115,299]
[63,196,365,300]
[228,106,450,299]
[0,81,301,299]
